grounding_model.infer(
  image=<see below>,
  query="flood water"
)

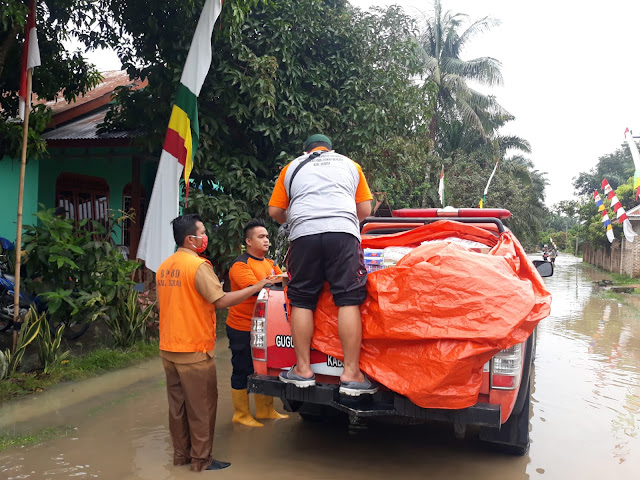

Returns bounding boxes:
[1,254,639,479]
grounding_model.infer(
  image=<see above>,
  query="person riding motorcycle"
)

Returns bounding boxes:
[542,244,549,262]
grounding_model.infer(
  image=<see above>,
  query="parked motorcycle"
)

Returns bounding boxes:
[0,261,39,332]
[0,255,89,339]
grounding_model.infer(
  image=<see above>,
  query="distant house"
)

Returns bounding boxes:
[0,71,154,259]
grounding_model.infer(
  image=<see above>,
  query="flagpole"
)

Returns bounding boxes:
[12,69,32,351]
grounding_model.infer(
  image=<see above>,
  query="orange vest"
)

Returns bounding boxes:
[157,251,217,353]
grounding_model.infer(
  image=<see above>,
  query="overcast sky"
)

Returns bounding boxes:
[349,0,640,207]
[85,0,640,207]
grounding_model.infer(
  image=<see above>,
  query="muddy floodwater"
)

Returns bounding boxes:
[1,254,639,479]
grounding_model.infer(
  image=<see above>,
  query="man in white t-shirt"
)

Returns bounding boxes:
[268,134,377,396]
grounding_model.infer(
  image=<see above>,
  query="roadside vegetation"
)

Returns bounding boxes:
[541,140,638,256]
[0,425,75,452]
[0,208,159,402]
[0,341,158,403]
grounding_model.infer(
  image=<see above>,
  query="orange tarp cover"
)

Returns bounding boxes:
[311,221,552,409]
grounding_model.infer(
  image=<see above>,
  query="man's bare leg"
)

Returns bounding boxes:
[290,306,314,378]
[337,305,365,383]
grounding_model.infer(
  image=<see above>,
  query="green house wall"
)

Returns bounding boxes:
[0,147,156,246]
[41,149,134,213]
[0,155,40,243]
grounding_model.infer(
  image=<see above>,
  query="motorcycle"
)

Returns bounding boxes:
[0,255,89,339]
[0,262,40,332]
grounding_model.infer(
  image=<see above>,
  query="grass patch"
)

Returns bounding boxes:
[0,340,159,404]
[602,292,625,301]
[610,273,640,286]
[0,425,75,452]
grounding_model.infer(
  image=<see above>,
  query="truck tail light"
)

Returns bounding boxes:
[490,342,524,390]
[251,297,268,362]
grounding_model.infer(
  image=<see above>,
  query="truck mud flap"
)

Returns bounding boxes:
[248,374,501,427]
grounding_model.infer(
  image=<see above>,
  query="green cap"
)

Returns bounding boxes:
[304,134,332,151]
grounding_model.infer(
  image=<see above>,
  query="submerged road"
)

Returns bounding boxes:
[1,254,639,479]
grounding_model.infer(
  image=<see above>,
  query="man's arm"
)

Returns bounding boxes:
[356,200,372,222]
[269,206,287,225]
[214,277,272,309]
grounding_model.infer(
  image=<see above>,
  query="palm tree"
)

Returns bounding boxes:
[419,0,508,145]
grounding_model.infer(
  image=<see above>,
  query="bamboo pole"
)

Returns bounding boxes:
[12,69,32,352]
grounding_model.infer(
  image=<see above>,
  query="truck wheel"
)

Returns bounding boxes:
[297,403,328,423]
[297,403,347,424]
[299,411,326,423]
[479,378,531,456]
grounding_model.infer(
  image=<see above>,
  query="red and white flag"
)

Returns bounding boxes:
[602,178,636,242]
[18,0,41,121]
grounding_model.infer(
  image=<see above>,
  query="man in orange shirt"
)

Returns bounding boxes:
[157,214,275,472]
[227,218,289,426]
[268,134,378,396]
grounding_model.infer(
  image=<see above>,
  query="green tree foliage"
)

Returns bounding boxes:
[572,145,635,199]
[100,0,436,272]
[0,0,104,158]
[545,143,638,252]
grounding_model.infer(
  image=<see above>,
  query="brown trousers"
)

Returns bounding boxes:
[162,356,218,472]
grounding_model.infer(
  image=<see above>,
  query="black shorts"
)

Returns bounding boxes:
[286,232,367,310]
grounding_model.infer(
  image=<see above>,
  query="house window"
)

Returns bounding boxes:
[121,183,147,248]
[55,173,110,231]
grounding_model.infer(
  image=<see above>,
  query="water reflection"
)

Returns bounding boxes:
[532,254,640,472]
[1,254,640,478]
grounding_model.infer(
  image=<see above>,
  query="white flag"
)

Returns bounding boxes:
[136,0,223,272]
[438,165,445,207]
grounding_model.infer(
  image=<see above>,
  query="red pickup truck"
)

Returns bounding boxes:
[248,208,553,455]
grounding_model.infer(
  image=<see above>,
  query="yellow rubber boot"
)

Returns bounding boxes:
[254,394,290,420]
[231,388,263,427]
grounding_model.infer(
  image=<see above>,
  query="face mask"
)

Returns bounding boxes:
[190,234,208,254]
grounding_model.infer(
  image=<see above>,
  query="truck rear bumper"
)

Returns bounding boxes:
[248,374,501,428]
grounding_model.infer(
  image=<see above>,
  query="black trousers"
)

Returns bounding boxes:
[226,325,254,390]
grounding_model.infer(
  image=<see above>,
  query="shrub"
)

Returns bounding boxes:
[33,308,70,374]
[104,289,156,348]
[22,207,140,334]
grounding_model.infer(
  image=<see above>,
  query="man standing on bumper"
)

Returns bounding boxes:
[227,218,289,426]
[268,134,377,396]
[157,214,275,472]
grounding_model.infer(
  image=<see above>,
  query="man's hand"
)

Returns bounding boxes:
[214,275,281,309]
[256,275,281,290]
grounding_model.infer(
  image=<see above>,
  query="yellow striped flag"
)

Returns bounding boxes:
[137,0,222,272]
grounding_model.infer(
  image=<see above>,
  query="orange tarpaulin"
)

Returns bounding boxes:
[311,220,552,409]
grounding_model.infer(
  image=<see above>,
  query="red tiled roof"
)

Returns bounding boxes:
[43,70,147,127]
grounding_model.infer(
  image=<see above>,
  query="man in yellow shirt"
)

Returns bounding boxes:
[227,218,289,426]
[157,214,275,472]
